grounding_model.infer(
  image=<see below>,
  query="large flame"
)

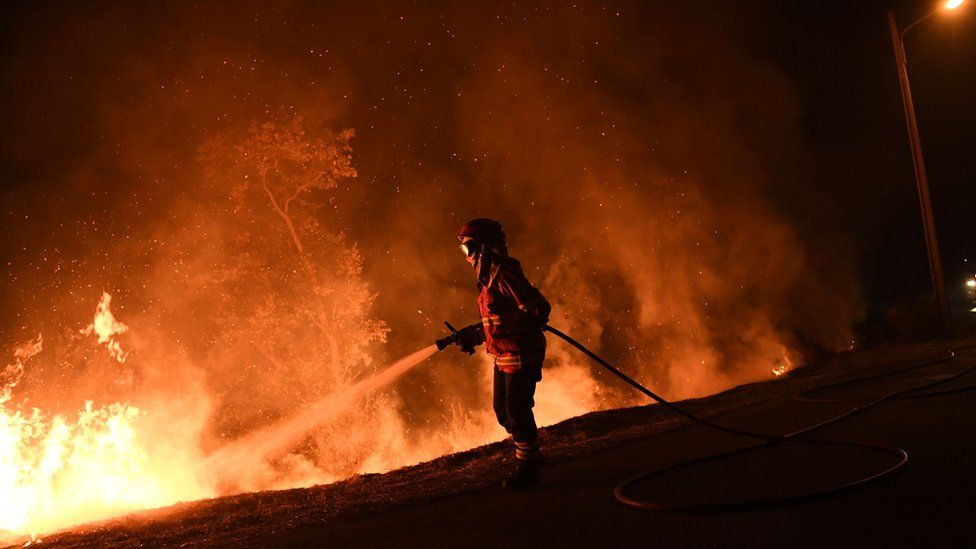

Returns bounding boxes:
[0,296,210,540]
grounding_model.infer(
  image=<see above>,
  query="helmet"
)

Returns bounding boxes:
[457,218,506,253]
[457,218,506,283]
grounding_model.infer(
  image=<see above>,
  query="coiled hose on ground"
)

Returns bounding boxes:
[543,325,976,512]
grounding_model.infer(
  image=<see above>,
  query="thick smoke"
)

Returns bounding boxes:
[0,0,863,535]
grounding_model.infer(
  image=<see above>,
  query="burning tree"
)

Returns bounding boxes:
[189,114,398,487]
[229,116,356,255]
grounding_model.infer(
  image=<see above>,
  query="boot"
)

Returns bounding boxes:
[502,456,546,489]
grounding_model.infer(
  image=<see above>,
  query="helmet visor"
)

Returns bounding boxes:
[459,239,479,258]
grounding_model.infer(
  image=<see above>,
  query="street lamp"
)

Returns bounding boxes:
[887,0,966,337]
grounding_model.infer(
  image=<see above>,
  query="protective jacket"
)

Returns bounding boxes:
[477,255,551,377]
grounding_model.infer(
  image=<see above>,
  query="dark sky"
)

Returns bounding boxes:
[0,0,974,335]
[757,0,976,310]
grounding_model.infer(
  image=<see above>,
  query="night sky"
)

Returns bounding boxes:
[760,0,975,312]
[1,0,974,337]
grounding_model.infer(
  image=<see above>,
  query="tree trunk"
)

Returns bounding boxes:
[314,316,346,383]
[260,169,305,254]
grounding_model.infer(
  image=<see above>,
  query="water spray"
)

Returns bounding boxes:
[203,344,440,488]
[204,320,477,489]
[205,320,477,488]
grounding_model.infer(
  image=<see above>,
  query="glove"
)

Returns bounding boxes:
[455,323,485,355]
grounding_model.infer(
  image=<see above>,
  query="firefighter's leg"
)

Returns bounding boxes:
[504,369,542,461]
[500,368,544,488]
[492,366,512,433]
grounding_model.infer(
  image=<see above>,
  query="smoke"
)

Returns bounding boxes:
[353,2,863,405]
[0,0,864,535]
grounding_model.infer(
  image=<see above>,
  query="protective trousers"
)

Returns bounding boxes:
[493,366,542,461]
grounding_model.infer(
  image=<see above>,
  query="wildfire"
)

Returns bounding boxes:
[0,294,206,542]
[79,292,130,363]
[0,284,812,543]
[771,350,794,377]
[0,401,156,535]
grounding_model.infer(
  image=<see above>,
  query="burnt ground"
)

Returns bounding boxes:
[10,336,976,548]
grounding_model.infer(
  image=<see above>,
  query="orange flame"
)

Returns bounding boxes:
[1,295,209,541]
[79,292,129,363]
[771,348,795,377]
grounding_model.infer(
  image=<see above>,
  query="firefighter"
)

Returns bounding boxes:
[451,218,551,489]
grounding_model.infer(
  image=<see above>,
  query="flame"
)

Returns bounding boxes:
[771,351,794,377]
[13,334,43,363]
[79,292,129,363]
[1,296,208,541]
[1,401,158,535]
[1,335,42,405]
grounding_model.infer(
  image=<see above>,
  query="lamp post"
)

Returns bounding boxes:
[887,0,965,338]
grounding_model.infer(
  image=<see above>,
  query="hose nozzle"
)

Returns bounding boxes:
[435,321,460,352]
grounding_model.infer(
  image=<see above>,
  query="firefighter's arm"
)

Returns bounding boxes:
[456,322,486,354]
[498,273,551,329]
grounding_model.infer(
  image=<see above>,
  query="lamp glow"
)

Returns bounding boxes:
[946,0,965,10]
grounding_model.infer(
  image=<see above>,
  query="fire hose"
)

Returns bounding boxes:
[437,320,976,509]
[540,326,976,511]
